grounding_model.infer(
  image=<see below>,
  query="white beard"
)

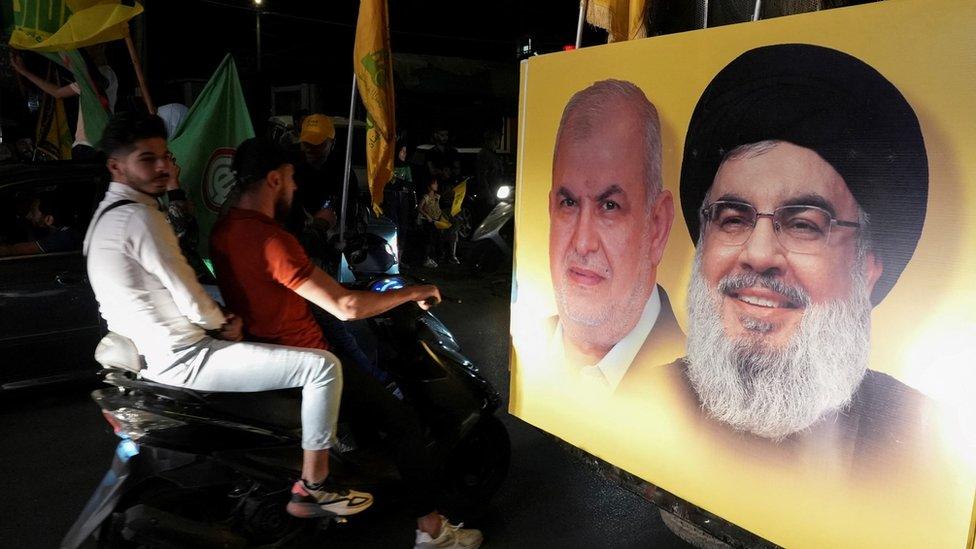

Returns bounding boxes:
[685,249,873,441]
[554,221,654,351]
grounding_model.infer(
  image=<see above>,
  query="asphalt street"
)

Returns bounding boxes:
[0,263,692,549]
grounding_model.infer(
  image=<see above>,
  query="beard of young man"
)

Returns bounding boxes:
[272,181,295,223]
[685,245,873,441]
[123,163,170,198]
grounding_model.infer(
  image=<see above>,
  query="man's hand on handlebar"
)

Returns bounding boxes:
[219,313,244,341]
[313,207,337,229]
[415,285,441,310]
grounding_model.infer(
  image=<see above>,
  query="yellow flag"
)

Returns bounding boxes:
[586,0,647,43]
[354,0,396,215]
[10,0,143,53]
[34,92,74,160]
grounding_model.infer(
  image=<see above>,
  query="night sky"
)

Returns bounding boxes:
[136,0,599,144]
[1,1,601,148]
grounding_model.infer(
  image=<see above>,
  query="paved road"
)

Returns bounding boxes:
[0,265,691,549]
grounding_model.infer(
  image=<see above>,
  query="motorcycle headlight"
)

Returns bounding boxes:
[369,276,406,292]
[495,185,512,200]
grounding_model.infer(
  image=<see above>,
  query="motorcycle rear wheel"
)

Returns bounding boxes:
[95,479,302,548]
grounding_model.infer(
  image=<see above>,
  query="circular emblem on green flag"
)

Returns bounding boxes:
[202,147,237,212]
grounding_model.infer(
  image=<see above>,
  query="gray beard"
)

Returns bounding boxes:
[685,249,872,441]
[554,222,654,351]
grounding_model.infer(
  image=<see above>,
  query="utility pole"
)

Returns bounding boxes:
[254,0,263,72]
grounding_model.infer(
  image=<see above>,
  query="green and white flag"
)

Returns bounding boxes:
[6,0,120,150]
[169,54,254,258]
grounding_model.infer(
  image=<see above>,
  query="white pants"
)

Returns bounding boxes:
[142,336,342,451]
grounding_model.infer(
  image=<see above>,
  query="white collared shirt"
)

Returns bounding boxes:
[84,182,225,364]
[551,286,662,392]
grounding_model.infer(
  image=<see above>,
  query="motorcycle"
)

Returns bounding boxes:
[467,182,514,275]
[62,273,510,548]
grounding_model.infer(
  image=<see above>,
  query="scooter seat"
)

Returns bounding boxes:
[102,370,302,431]
[95,332,145,373]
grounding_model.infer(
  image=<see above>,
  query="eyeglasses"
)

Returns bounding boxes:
[700,200,860,254]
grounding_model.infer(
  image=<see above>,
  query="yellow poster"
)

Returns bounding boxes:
[509,1,976,547]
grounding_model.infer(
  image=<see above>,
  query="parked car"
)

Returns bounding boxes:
[0,161,109,389]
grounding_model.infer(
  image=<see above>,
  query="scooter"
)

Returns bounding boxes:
[467,182,514,275]
[62,275,509,548]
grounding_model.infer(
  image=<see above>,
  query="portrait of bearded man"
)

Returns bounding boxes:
[543,79,684,396]
[668,43,935,473]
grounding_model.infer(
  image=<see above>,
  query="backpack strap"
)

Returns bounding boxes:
[83,199,137,256]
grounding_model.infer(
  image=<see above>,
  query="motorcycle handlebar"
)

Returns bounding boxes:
[423,295,461,307]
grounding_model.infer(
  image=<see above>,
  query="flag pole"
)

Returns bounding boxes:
[339,73,358,245]
[125,33,155,114]
[576,0,588,48]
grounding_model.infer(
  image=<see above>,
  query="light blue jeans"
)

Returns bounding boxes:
[142,336,342,451]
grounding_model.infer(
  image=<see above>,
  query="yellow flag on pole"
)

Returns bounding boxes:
[35,90,75,160]
[10,0,143,52]
[585,0,647,43]
[354,0,396,215]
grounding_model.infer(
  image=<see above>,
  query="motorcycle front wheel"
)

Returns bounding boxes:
[466,240,504,275]
[442,415,511,514]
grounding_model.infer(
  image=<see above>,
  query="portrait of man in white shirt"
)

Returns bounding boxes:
[546,79,684,395]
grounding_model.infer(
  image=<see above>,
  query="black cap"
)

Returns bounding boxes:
[679,43,928,305]
[231,137,292,187]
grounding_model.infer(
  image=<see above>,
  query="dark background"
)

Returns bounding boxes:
[1,1,881,151]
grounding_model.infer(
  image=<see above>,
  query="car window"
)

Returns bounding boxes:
[0,177,101,258]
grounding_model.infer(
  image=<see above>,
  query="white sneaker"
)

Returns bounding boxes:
[286,480,373,518]
[423,258,438,268]
[414,517,483,548]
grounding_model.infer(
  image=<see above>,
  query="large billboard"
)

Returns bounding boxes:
[509,1,976,546]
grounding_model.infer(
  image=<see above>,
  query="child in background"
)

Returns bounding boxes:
[417,180,442,268]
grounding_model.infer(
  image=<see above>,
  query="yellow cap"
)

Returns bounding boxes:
[300,114,335,145]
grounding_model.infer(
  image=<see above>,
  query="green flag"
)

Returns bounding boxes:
[32,63,74,160]
[6,0,112,152]
[44,49,110,148]
[169,54,254,258]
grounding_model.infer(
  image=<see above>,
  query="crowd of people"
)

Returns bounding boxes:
[265,106,505,271]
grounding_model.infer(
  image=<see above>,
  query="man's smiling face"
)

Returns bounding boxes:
[701,141,881,348]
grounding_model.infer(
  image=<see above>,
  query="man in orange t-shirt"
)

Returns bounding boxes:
[210,138,484,548]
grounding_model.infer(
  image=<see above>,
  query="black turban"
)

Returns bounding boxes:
[679,43,928,305]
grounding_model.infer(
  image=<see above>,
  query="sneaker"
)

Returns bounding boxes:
[448,256,461,265]
[286,480,373,518]
[423,258,438,268]
[414,517,483,549]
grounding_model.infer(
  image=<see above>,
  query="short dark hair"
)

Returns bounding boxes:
[101,112,168,157]
[232,137,292,192]
[35,192,75,227]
